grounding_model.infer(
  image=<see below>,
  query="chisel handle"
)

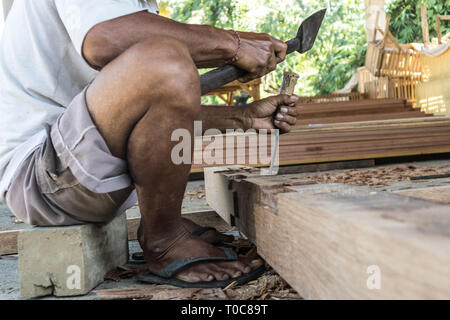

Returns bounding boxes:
[200,37,300,95]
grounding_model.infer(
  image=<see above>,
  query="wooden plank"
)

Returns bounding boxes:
[437,15,450,44]
[271,184,450,299]
[205,167,450,299]
[204,160,375,223]
[421,5,430,46]
[297,111,430,125]
[192,117,450,172]
[204,167,241,224]
[0,230,18,256]
[364,0,386,42]
[394,186,450,203]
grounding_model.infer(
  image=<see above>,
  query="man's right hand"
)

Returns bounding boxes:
[231,31,287,83]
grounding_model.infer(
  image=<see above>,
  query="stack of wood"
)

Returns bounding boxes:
[296,98,429,125]
[296,92,365,104]
[191,117,450,172]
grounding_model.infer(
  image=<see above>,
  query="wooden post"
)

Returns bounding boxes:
[364,0,386,43]
[421,5,430,47]
[437,15,450,44]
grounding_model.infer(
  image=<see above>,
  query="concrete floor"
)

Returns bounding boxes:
[0,180,211,300]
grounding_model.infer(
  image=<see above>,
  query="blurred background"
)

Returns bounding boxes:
[157,0,449,103]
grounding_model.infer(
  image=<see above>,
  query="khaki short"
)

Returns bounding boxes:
[5,87,137,226]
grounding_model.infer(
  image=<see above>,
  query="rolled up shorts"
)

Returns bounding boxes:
[5,87,138,226]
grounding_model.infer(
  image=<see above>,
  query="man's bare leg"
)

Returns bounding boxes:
[86,38,260,282]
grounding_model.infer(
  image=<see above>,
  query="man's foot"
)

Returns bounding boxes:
[142,229,263,283]
[181,217,234,244]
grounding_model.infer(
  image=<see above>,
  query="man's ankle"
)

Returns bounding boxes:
[138,222,189,258]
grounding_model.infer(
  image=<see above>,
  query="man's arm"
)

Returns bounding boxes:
[199,95,300,134]
[83,11,287,79]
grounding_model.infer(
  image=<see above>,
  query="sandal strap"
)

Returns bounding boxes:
[153,247,237,278]
[191,226,217,237]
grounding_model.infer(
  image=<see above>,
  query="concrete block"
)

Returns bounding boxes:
[18,214,128,298]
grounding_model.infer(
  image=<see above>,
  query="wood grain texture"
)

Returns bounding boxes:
[394,186,450,204]
[192,117,450,172]
[205,167,450,299]
[267,184,450,299]
[421,5,430,46]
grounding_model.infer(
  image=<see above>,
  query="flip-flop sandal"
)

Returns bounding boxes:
[136,247,266,288]
[130,226,231,263]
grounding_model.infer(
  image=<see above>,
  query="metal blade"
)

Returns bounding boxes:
[297,8,327,53]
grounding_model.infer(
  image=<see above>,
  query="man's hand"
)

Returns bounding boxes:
[232,32,287,83]
[243,95,300,133]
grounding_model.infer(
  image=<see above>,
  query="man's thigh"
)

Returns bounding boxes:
[5,87,135,227]
[85,37,197,159]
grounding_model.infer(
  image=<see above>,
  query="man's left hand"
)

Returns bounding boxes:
[243,95,300,133]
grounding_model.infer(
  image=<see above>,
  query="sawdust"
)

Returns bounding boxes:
[306,164,450,186]
[98,269,301,301]
[104,266,146,282]
[184,189,206,200]
[95,285,226,300]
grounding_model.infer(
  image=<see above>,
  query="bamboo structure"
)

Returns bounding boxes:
[359,13,423,105]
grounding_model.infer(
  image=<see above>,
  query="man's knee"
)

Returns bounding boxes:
[125,38,200,104]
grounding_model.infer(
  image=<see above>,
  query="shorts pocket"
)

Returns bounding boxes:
[36,131,80,195]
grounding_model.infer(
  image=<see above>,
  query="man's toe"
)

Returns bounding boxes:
[177,271,203,283]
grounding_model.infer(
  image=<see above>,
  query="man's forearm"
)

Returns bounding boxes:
[84,11,237,69]
[198,105,251,134]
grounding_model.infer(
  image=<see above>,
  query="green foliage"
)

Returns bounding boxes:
[163,0,367,98]
[386,0,450,43]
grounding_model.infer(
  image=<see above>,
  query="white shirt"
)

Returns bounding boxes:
[0,0,159,202]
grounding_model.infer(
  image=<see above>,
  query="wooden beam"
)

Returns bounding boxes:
[205,160,375,223]
[421,5,430,46]
[364,0,386,43]
[205,166,450,299]
[437,15,450,44]
[394,186,450,203]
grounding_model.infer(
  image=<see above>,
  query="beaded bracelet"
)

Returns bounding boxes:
[229,30,241,63]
